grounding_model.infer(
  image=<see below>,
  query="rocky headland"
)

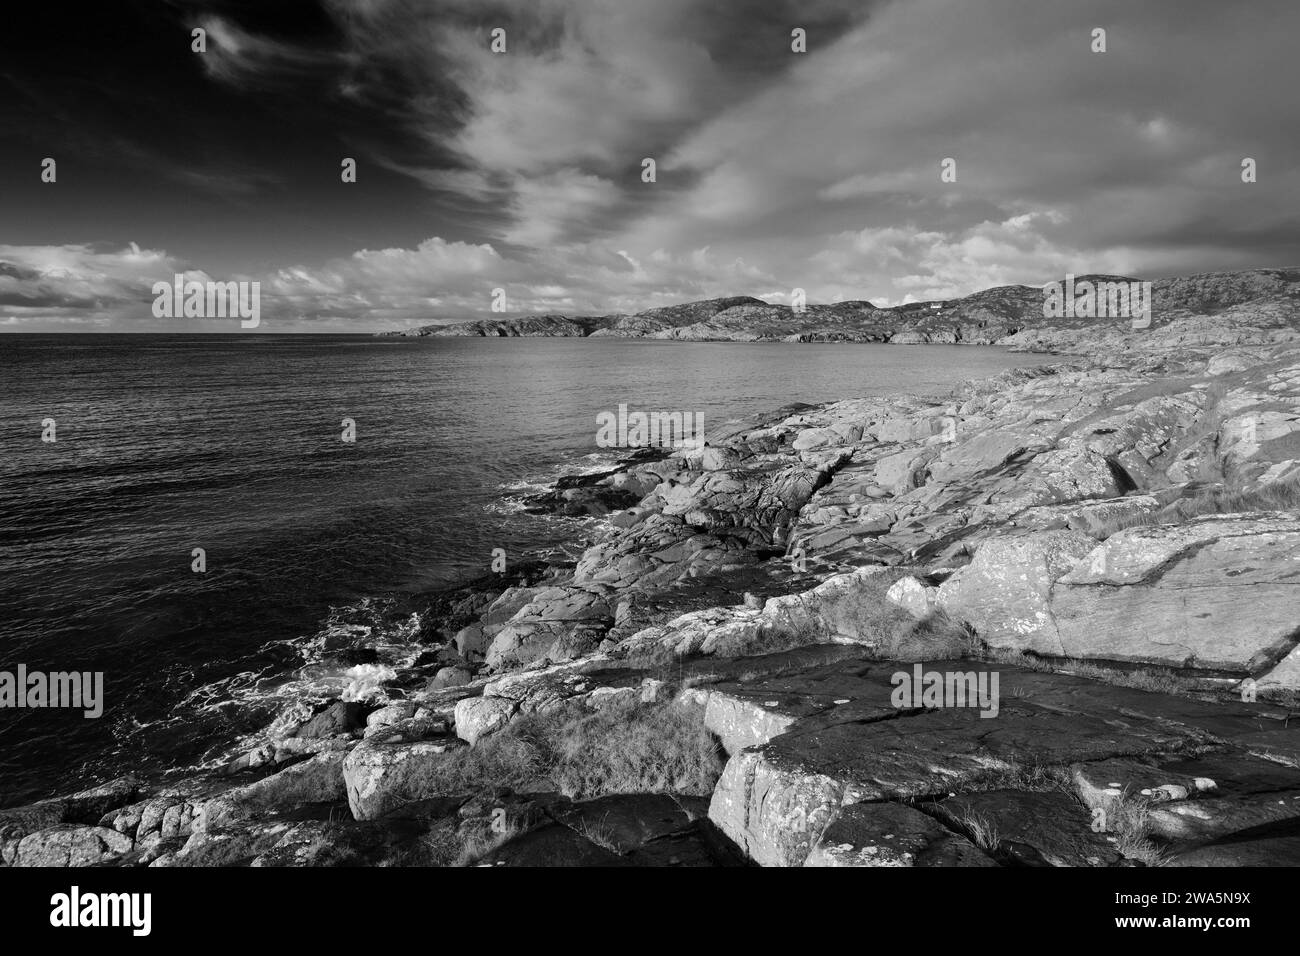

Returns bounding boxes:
[380,268,1300,346]
[7,268,1300,868]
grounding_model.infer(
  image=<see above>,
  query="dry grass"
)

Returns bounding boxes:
[425,698,725,801]
[548,700,724,798]
[887,610,979,661]
[572,815,622,853]
[982,646,1199,697]
[1063,661,1189,695]
[983,646,1057,671]
[968,760,1072,795]
[351,814,532,867]
[452,817,526,867]
[1095,475,1300,538]
[1102,793,1167,867]
[954,808,1001,852]
[786,571,975,661]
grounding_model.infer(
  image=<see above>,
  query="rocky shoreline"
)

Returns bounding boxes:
[6,268,1300,868]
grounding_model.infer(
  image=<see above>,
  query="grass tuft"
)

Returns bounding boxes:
[954,808,1001,851]
[1103,793,1167,867]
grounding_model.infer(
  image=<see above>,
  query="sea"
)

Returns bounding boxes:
[0,334,1046,806]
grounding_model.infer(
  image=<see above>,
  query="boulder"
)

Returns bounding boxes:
[453,696,518,746]
[295,700,366,738]
[428,666,473,690]
[885,575,939,618]
[936,530,1096,653]
[10,825,133,867]
[1050,514,1300,673]
[342,734,462,820]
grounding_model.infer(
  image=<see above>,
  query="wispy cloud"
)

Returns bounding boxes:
[6,0,1300,329]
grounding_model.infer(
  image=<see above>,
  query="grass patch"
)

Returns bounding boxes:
[886,610,979,661]
[981,647,1202,698]
[1095,475,1300,537]
[782,572,976,662]
[450,817,527,867]
[548,700,724,798]
[1062,661,1189,695]
[969,761,1072,794]
[1101,793,1167,867]
[982,646,1057,671]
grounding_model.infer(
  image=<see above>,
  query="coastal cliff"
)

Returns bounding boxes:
[6,269,1300,868]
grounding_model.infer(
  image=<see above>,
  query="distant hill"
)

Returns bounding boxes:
[378,269,1300,344]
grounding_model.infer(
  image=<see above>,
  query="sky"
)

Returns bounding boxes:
[1,0,1298,331]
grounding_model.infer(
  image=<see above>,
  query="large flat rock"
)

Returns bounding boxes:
[704,658,1299,866]
[927,789,1122,867]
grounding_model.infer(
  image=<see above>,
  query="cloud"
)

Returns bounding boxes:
[625,0,1300,299]
[214,0,884,246]
[10,0,1300,329]
[197,14,351,90]
[252,233,781,328]
[0,244,183,327]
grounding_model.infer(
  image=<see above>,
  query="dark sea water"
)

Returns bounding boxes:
[0,334,1046,806]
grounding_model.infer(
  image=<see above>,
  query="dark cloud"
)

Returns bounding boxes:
[1,0,1297,329]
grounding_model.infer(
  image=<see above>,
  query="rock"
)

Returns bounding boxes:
[476,823,631,867]
[550,794,702,856]
[453,624,490,660]
[199,752,349,832]
[342,734,463,820]
[886,575,939,618]
[484,586,613,671]
[805,801,995,867]
[453,696,518,746]
[11,825,134,867]
[936,530,1096,653]
[874,448,938,495]
[295,700,366,738]
[792,427,843,451]
[928,790,1122,866]
[1054,495,1164,538]
[703,689,803,755]
[1165,828,1300,866]
[1071,758,1218,814]
[366,701,418,729]
[700,446,742,471]
[1146,791,1300,842]
[611,566,893,661]
[167,823,295,867]
[703,657,1273,865]
[1050,514,1300,672]
[0,776,143,845]
[428,666,473,690]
